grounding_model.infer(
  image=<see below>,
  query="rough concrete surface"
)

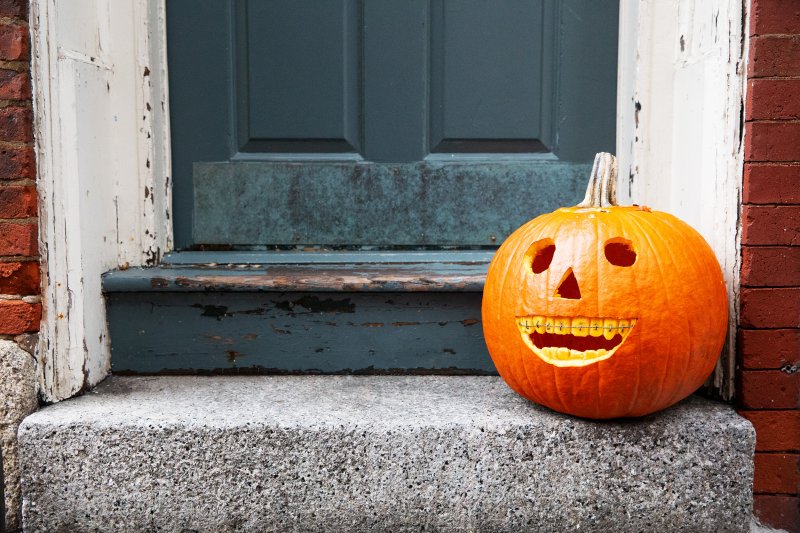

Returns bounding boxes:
[0,340,38,531]
[19,376,754,532]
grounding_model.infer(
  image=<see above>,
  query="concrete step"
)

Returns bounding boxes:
[19,376,754,532]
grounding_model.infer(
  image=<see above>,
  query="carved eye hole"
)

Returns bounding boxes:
[604,238,637,267]
[526,238,556,274]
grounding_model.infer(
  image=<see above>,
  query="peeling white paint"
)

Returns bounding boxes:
[31,0,171,402]
[617,0,745,400]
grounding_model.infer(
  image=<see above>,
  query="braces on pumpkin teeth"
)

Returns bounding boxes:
[516,316,637,335]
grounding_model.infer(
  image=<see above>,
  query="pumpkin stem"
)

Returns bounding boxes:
[576,152,618,208]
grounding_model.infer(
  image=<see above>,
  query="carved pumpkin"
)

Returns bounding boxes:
[482,153,727,419]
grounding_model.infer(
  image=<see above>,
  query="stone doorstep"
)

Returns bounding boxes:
[18,376,754,532]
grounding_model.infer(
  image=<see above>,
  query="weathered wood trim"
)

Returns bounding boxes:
[31,0,172,402]
[616,0,745,400]
[102,262,491,293]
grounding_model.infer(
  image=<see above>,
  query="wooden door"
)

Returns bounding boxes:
[167,0,619,249]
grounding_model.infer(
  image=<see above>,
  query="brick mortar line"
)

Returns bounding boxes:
[0,180,36,187]
[749,75,800,80]
[741,284,800,289]
[0,294,40,301]
[739,326,800,328]
[750,33,800,38]
[0,217,37,224]
[745,160,800,164]
[742,244,800,248]
[742,203,800,207]
[0,99,31,109]
[740,369,800,372]
[0,139,30,148]
[739,408,800,411]
[0,60,29,72]
[753,450,800,454]
[747,119,800,123]
[0,256,38,262]
[746,119,800,124]
[0,16,28,27]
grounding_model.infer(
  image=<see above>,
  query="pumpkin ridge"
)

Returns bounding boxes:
[592,213,603,419]
[617,211,644,417]
[626,211,683,414]
[651,211,727,406]
[645,211,700,408]
[509,220,547,404]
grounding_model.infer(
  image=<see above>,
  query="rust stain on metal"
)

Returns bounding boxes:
[461,318,479,327]
[391,321,420,327]
[243,333,258,340]
[361,322,384,327]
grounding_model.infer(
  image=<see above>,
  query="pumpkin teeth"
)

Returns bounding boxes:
[515,316,637,367]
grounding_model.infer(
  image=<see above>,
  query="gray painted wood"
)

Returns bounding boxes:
[429,0,548,152]
[160,250,495,265]
[107,291,493,374]
[102,262,489,293]
[239,0,361,153]
[168,1,619,248]
[193,160,591,245]
[363,0,429,162]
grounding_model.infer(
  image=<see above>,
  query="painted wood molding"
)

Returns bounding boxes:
[31,0,172,402]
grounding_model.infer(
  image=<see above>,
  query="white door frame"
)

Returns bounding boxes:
[31,0,744,402]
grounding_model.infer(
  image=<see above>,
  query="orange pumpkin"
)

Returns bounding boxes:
[482,153,728,419]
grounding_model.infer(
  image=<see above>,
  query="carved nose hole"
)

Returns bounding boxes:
[555,268,581,299]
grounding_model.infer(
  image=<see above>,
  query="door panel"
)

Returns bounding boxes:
[167,0,619,249]
[240,0,361,153]
[429,0,549,153]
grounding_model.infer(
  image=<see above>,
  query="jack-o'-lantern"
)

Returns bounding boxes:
[482,153,728,419]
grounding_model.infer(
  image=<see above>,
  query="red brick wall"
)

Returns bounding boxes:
[0,1,38,342]
[740,1,800,530]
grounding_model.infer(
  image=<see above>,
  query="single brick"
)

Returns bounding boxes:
[0,23,29,61]
[747,79,800,121]
[749,35,800,78]
[751,0,800,35]
[744,164,800,204]
[0,221,36,256]
[0,0,27,19]
[0,260,38,294]
[739,329,800,369]
[746,122,800,162]
[739,370,800,409]
[742,205,800,246]
[754,453,800,494]
[739,410,800,451]
[0,185,35,218]
[740,288,800,328]
[0,106,32,143]
[754,494,800,533]
[0,299,39,334]
[741,246,800,287]
[0,68,30,100]
[0,145,35,180]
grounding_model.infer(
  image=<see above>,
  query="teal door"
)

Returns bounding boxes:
[167,0,619,249]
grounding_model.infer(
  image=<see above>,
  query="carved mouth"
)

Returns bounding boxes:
[516,315,637,367]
